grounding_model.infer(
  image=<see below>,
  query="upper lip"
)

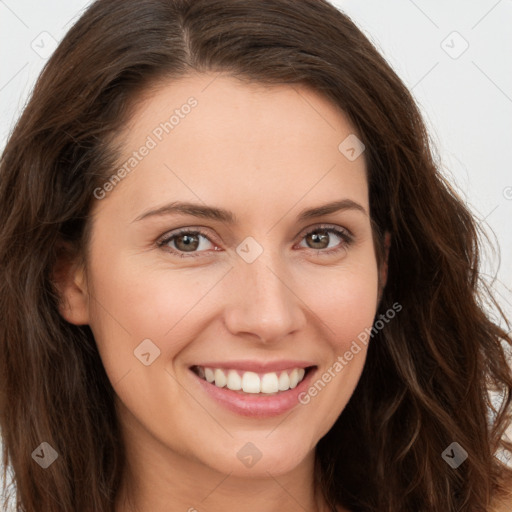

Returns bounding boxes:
[191,360,317,373]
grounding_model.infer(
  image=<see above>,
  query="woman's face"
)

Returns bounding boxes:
[72,72,381,478]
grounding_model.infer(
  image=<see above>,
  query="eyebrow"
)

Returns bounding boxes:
[132,198,367,224]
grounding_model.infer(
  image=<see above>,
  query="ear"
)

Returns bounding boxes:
[378,231,391,298]
[52,242,90,325]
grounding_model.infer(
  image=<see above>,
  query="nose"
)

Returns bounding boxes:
[223,248,307,344]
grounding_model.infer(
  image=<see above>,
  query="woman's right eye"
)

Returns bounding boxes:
[157,229,217,258]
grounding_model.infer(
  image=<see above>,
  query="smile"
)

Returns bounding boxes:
[191,365,311,394]
[189,363,318,418]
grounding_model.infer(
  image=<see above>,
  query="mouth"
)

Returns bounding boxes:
[188,362,318,418]
[190,364,316,395]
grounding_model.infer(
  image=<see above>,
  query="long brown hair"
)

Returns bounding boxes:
[1,1,511,510]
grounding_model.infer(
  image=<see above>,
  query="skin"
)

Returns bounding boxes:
[58,72,389,512]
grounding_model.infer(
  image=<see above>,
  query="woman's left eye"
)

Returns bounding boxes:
[297,225,353,255]
[156,224,353,259]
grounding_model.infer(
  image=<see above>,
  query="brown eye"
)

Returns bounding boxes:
[158,229,215,257]
[304,230,330,250]
[298,225,353,255]
[173,233,200,252]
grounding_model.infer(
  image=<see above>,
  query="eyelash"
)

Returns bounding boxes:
[156,224,354,259]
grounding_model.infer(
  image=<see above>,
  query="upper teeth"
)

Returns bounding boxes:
[197,366,307,394]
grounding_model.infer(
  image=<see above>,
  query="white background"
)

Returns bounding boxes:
[1,0,511,502]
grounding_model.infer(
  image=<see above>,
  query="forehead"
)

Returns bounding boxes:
[94,72,369,223]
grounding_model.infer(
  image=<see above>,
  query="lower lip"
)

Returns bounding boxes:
[190,367,317,418]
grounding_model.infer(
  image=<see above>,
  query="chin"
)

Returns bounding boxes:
[199,433,314,477]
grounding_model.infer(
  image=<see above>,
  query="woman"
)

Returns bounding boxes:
[1,0,511,511]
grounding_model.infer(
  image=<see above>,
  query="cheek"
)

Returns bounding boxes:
[299,259,380,346]
[86,253,225,370]
[290,263,379,437]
